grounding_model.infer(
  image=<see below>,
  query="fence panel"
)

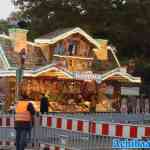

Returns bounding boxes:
[0,114,15,149]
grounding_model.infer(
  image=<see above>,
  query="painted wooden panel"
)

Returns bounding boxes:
[38,43,50,61]
[93,40,108,60]
[52,34,93,57]
[9,28,28,53]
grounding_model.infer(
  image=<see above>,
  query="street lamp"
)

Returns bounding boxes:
[15,48,26,102]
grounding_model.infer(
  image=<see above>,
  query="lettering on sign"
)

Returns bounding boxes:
[121,87,140,96]
[72,72,102,83]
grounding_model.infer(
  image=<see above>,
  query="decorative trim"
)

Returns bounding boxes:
[8,28,28,33]
[35,27,100,48]
[0,64,73,79]
[27,41,40,47]
[0,46,11,69]
[108,47,121,67]
[0,66,141,83]
[54,54,93,60]
[102,67,141,83]
[0,34,12,40]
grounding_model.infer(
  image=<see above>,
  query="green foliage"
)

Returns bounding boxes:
[0,20,9,34]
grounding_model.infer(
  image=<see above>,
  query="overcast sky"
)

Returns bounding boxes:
[0,0,15,19]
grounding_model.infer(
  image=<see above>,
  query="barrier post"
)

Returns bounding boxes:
[32,114,40,149]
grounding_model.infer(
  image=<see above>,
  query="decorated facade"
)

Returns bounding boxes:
[0,27,141,112]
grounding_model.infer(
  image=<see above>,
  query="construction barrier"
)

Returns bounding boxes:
[48,112,150,123]
[0,113,150,150]
[41,114,150,139]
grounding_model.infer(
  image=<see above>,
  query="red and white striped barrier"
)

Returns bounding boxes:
[41,115,150,139]
[1,115,150,140]
[40,144,68,150]
[0,140,15,146]
[41,115,89,133]
[0,115,14,127]
[91,122,150,139]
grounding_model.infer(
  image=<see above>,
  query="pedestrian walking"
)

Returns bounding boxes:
[40,93,49,114]
[15,95,36,150]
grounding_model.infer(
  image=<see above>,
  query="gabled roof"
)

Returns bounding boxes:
[35,27,100,48]
[37,28,75,39]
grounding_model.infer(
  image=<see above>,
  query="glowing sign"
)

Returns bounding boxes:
[72,71,102,83]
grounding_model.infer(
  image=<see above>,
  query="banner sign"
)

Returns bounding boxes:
[72,71,102,83]
[121,87,140,96]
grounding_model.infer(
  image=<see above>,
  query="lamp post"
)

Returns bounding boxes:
[15,48,26,102]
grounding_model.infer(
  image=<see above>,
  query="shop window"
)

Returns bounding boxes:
[54,42,65,55]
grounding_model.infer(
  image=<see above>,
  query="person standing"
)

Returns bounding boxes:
[68,39,76,56]
[40,93,49,114]
[15,96,35,150]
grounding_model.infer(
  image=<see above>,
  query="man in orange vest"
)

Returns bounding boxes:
[15,95,36,150]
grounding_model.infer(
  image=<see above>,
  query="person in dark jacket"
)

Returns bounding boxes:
[40,93,49,114]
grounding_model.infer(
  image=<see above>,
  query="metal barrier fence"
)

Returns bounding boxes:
[38,128,149,150]
[0,113,150,150]
[0,114,15,149]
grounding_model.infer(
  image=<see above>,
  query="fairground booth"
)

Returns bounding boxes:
[0,27,141,112]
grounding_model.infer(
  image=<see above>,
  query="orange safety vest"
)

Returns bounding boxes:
[15,101,32,122]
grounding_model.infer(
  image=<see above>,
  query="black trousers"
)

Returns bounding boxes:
[16,127,31,150]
